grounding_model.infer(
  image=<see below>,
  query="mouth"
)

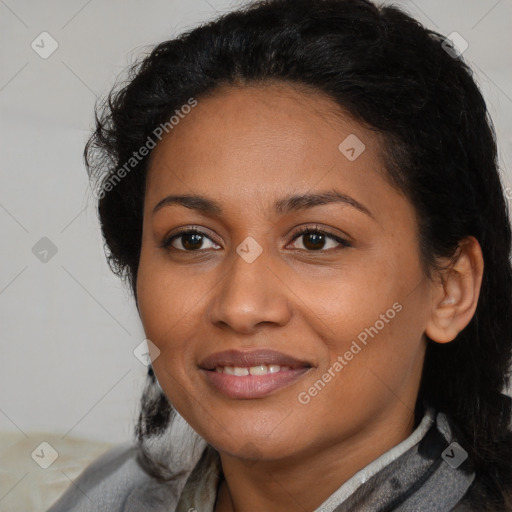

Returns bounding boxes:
[199,349,312,399]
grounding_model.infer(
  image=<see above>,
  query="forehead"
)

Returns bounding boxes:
[144,82,398,219]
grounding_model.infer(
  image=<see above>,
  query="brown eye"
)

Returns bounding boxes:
[161,229,221,251]
[289,227,351,251]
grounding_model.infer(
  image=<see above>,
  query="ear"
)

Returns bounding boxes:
[425,236,484,344]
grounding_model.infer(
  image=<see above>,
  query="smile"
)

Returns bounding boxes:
[199,348,312,399]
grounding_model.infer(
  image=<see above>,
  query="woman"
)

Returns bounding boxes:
[48,0,512,510]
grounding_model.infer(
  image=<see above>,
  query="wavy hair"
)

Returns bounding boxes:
[84,0,512,508]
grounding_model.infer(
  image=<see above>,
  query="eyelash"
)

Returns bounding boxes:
[159,225,351,253]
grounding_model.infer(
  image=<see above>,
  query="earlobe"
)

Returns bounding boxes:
[425,236,484,344]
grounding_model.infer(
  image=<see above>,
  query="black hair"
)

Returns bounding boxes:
[84,0,512,508]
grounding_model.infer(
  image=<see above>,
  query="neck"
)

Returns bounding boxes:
[214,402,418,512]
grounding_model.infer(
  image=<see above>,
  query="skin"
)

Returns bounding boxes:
[136,81,484,512]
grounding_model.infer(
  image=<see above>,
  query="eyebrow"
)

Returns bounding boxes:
[152,189,374,219]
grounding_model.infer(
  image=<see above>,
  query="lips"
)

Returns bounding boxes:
[199,349,312,399]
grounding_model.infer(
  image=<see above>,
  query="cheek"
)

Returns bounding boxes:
[136,263,198,411]
[137,245,203,335]
[136,251,217,391]
[136,252,183,362]
[294,254,408,346]
[297,244,427,390]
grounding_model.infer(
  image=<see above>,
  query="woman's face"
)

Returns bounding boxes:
[137,82,434,463]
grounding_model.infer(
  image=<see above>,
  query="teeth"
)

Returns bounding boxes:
[249,365,268,375]
[214,365,292,376]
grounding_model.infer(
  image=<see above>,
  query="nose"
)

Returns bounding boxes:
[207,244,293,334]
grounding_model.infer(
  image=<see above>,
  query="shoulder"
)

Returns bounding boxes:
[46,442,172,512]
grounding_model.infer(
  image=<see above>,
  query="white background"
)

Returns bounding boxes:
[1,0,511,446]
